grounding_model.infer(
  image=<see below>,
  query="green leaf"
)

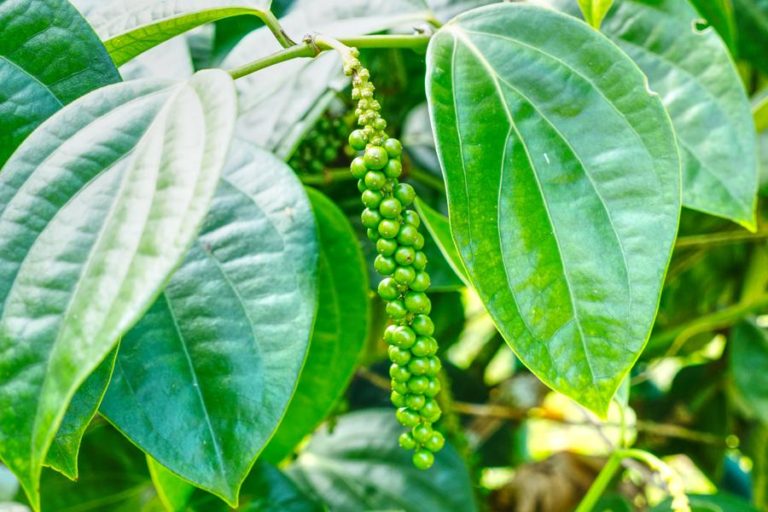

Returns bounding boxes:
[100,139,318,506]
[288,409,477,512]
[0,0,119,104]
[729,320,768,425]
[414,198,469,285]
[84,0,272,66]
[45,351,117,480]
[540,0,757,228]
[148,457,195,512]
[34,424,165,512]
[224,0,431,151]
[689,0,738,52]
[0,0,120,167]
[0,60,61,168]
[733,0,768,74]
[577,0,614,28]
[189,462,323,512]
[755,94,768,133]
[262,188,368,463]
[426,3,680,414]
[0,70,236,510]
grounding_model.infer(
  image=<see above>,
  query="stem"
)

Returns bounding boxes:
[299,168,356,185]
[228,35,431,79]
[675,228,768,249]
[575,451,624,512]
[649,293,768,355]
[260,10,295,48]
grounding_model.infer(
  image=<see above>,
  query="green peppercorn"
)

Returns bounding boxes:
[399,432,417,450]
[391,391,406,408]
[362,189,383,208]
[377,278,399,301]
[411,337,436,357]
[384,138,403,157]
[378,219,400,239]
[412,423,433,443]
[406,394,426,410]
[410,272,431,292]
[374,255,396,275]
[364,170,386,190]
[404,291,431,314]
[412,315,435,337]
[394,266,416,285]
[361,208,382,229]
[392,326,416,348]
[350,157,368,179]
[386,300,408,320]
[388,346,411,366]
[413,449,434,470]
[407,376,429,394]
[396,408,421,427]
[364,146,388,170]
[420,399,441,422]
[424,377,441,397]
[390,364,411,382]
[424,431,445,452]
[392,380,409,395]
[394,246,416,265]
[397,225,419,246]
[384,159,402,178]
[379,197,402,219]
[413,251,427,271]
[376,238,398,256]
[394,183,416,205]
[408,357,429,376]
[403,210,420,227]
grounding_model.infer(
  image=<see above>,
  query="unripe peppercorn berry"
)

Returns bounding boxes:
[348,129,367,151]
[413,251,427,271]
[405,291,431,314]
[399,432,417,450]
[388,346,411,366]
[408,357,429,376]
[361,189,383,208]
[394,183,416,205]
[396,408,421,427]
[391,391,406,408]
[397,225,419,246]
[364,146,388,170]
[384,159,402,178]
[378,219,400,239]
[394,247,416,265]
[392,326,416,348]
[412,315,435,336]
[376,238,398,256]
[377,278,399,301]
[365,170,386,190]
[420,399,441,422]
[361,208,382,229]
[392,380,408,395]
[384,138,403,157]
[412,423,433,443]
[350,157,368,179]
[386,300,408,320]
[390,364,411,382]
[379,197,402,219]
[406,394,426,410]
[411,337,436,357]
[394,266,416,285]
[425,431,445,452]
[413,450,434,470]
[374,255,396,275]
[410,272,431,292]
[424,378,441,397]
[403,210,420,227]
[407,376,429,394]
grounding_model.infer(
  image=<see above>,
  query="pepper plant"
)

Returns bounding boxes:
[1,0,767,510]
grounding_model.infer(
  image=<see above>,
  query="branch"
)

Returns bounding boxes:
[228,34,431,79]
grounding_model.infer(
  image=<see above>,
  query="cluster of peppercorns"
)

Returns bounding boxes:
[344,48,444,470]
[288,112,349,175]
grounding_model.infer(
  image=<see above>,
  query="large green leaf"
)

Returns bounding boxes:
[288,410,477,512]
[0,60,61,168]
[45,351,117,480]
[733,0,768,74]
[729,320,768,425]
[651,492,759,512]
[83,0,272,66]
[148,457,195,512]
[262,188,368,463]
[31,424,165,512]
[188,462,323,511]
[100,139,318,506]
[689,0,738,52]
[539,0,757,227]
[0,0,119,104]
[426,3,680,413]
[0,0,120,167]
[0,70,236,510]
[223,0,430,151]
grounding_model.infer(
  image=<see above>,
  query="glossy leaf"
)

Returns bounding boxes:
[0,0,119,104]
[45,351,117,480]
[0,0,120,166]
[427,3,680,413]
[729,320,768,425]
[414,198,469,285]
[33,424,165,512]
[689,0,738,52]
[755,94,768,133]
[224,0,430,151]
[0,70,236,509]
[0,61,61,168]
[651,492,759,512]
[577,0,614,28]
[540,0,757,228]
[733,0,768,74]
[83,0,272,66]
[288,410,477,512]
[148,457,195,512]
[189,462,322,512]
[262,188,368,463]
[100,139,318,506]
